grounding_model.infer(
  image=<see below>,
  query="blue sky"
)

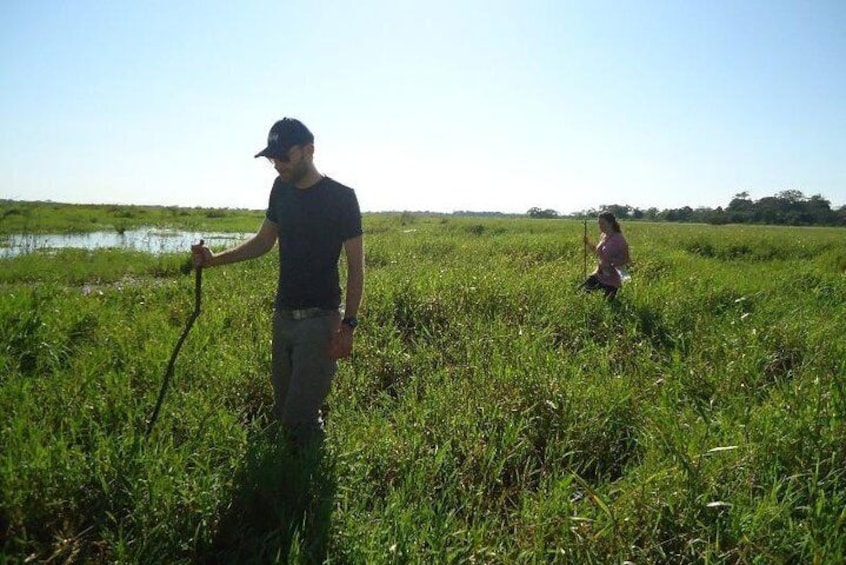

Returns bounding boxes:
[2,1,844,214]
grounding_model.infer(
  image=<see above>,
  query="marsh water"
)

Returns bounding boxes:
[0,228,250,259]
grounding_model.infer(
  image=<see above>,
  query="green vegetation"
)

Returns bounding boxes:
[2,210,845,563]
[0,200,264,235]
[567,190,846,226]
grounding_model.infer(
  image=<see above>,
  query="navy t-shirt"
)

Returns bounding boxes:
[265,176,362,310]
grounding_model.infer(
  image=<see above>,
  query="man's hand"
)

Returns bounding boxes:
[328,324,354,360]
[191,242,214,268]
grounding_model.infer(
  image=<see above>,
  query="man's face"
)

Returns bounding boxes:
[268,144,309,182]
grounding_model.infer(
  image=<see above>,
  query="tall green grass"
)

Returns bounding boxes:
[1,215,845,563]
[0,201,264,235]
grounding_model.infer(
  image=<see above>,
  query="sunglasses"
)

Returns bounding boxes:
[266,146,299,165]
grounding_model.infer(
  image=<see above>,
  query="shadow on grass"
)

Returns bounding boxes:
[200,425,336,564]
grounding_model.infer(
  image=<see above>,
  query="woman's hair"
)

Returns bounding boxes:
[599,211,622,233]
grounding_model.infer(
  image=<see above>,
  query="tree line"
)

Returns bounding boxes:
[528,190,846,226]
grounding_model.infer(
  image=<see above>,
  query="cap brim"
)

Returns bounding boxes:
[255,145,293,159]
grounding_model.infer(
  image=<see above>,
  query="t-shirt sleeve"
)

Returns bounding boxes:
[265,181,280,224]
[338,188,363,241]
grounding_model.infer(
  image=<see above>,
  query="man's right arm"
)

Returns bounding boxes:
[192,218,277,268]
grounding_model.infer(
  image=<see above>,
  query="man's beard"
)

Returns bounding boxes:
[287,162,308,184]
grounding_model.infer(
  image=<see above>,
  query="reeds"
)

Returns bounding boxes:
[1,212,844,562]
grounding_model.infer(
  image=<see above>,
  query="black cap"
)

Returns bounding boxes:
[254,118,314,159]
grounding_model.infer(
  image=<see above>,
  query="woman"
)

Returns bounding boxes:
[582,211,631,300]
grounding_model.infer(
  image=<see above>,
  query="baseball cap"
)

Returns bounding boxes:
[254,118,314,159]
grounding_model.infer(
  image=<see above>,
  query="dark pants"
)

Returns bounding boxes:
[582,275,618,300]
[271,309,339,445]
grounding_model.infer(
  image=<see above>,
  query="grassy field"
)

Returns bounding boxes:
[0,200,264,235]
[1,205,845,563]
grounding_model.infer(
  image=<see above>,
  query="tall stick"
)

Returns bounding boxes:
[583,219,588,280]
[145,240,203,439]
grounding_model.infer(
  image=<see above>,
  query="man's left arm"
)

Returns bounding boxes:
[342,235,364,319]
[329,235,364,360]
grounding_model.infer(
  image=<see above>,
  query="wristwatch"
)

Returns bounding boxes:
[341,316,359,329]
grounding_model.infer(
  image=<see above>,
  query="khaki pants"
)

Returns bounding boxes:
[271,309,339,443]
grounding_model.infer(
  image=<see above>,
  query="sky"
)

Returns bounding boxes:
[2,1,845,215]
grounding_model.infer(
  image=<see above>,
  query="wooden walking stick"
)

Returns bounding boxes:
[145,240,203,438]
[583,219,588,280]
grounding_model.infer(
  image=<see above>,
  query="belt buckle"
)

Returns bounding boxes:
[286,307,324,320]
[291,308,311,320]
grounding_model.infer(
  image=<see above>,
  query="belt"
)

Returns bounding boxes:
[277,307,334,320]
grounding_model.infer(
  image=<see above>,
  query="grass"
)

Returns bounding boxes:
[1,210,845,563]
[0,200,264,235]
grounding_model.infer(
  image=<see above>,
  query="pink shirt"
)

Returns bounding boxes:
[595,232,630,288]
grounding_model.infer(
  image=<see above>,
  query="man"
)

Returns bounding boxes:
[192,117,364,444]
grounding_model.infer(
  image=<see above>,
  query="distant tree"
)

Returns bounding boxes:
[705,206,729,225]
[727,192,755,223]
[751,190,836,225]
[776,189,806,203]
[601,204,631,219]
[665,206,694,222]
[527,207,559,219]
[570,190,842,226]
[756,196,787,224]
[728,195,753,212]
[805,194,838,225]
